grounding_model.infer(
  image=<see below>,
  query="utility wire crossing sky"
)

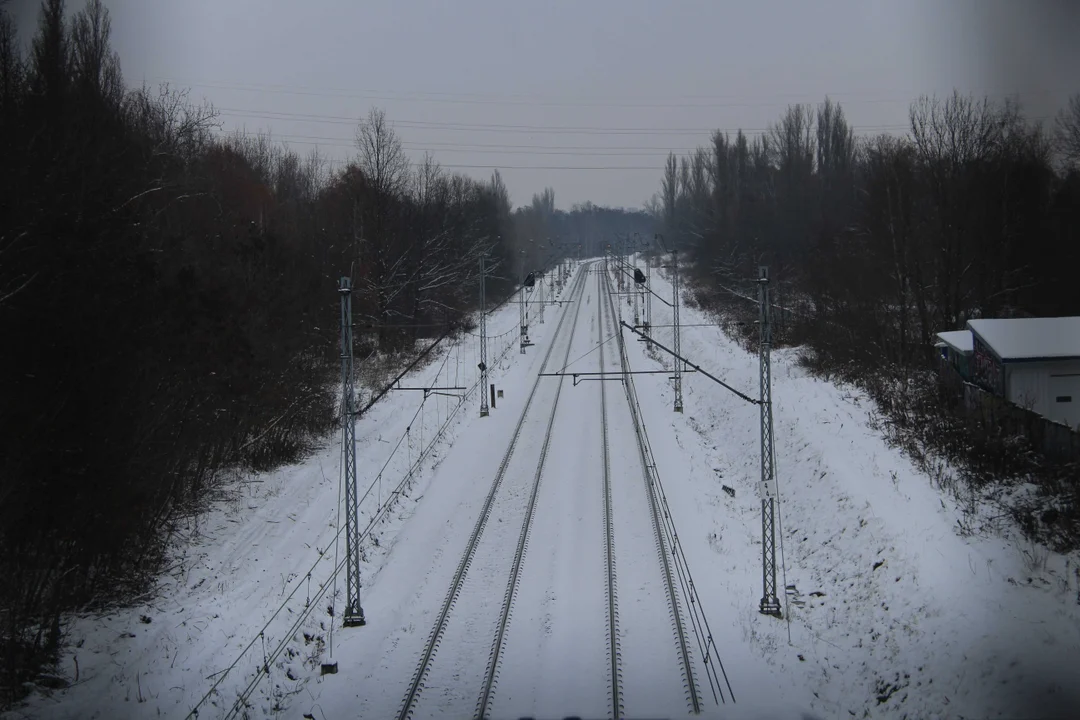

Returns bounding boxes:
[12,0,1079,208]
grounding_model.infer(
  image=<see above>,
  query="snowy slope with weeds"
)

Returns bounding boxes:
[1,288,541,720]
[623,265,1080,719]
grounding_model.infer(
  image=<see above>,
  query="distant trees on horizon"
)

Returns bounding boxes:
[654,91,1080,371]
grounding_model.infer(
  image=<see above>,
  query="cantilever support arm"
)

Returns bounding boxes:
[620,321,759,405]
[606,254,673,307]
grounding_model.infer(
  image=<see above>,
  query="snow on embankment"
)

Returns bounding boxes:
[3,288,534,720]
[617,262,1080,719]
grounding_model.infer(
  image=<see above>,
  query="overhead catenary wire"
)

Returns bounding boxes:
[186,301,523,719]
[396,266,589,720]
[188,350,445,718]
[211,329,522,720]
[601,264,734,706]
[557,330,621,373]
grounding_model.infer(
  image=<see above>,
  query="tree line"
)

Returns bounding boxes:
[654,92,1080,548]
[502,187,655,282]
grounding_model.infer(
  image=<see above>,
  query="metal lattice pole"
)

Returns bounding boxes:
[479,255,489,417]
[632,255,640,327]
[645,257,652,344]
[672,249,684,413]
[758,266,781,617]
[339,277,366,627]
[617,237,624,293]
[538,268,545,324]
[519,252,527,354]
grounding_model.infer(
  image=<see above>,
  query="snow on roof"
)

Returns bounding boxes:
[934,330,973,354]
[966,317,1080,361]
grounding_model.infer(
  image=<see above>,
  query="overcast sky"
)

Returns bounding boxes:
[10,0,1080,209]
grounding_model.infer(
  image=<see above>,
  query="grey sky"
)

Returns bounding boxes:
[11,0,1080,209]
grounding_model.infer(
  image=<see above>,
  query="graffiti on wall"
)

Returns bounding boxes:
[972,337,1003,395]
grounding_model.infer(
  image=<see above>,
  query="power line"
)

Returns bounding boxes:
[213,107,917,135]
[208,124,915,165]
[151,76,1079,109]
[219,129,870,157]
[216,130,711,155]
[208,127,665,169]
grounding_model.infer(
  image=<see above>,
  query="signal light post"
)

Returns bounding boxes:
[519,252,527,354]
[479,254,489,417]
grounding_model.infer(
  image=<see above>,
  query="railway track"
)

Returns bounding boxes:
[600,261,702,714]
[596,266,630,720]
[596,264,624,720]
[396,260,717,719]
[473,263,590,718]
[396,263,590,720]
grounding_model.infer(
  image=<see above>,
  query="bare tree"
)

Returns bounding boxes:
[356,107,409,198]
[489,168,512,219]
[816,97,855,190]
[909,91,999,326]
[770,104,815,179]
[69,0,122,102]
[661,152,678,234]
[353,109,411,337]
[412,151,441,206]
[0,7,22,120]
[531,186,555,217]
[1055,94,1080,169]
[29,0,69,105]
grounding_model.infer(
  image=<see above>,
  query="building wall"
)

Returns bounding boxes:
[972,335,1004,395]
[954,350,970,380]
[1006,360,1080,429]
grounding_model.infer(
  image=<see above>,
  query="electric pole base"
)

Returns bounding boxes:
[759,598,782,617]
[343,606,366,627]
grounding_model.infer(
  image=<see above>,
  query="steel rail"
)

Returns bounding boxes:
[396,265,589,720]
[474,262,592,719]
[597,263,624,719]
[602,265,702,714]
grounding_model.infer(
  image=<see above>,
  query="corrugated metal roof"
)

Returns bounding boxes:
[966,317,1080,361]
[935,330,973,354]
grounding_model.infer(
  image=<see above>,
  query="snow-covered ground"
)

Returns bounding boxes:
[623,259,1080,719]
[3,271,570,720]
[8,256,1080,720]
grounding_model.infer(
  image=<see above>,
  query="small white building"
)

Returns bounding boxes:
[964,317,1080,429]
[934,329,974,379]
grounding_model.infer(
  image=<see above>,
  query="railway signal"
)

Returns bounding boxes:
[479,254,489,417]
